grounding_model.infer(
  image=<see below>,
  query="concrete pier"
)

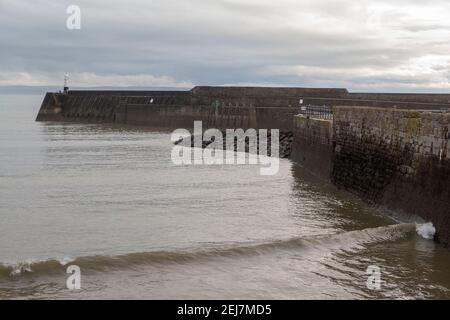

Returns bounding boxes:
[36,86,450,246]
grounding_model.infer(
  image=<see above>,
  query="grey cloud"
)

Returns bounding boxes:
[402,24,450,32]
[1,0,450,91]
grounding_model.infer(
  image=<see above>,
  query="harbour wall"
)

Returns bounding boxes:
[292,107,450,246]
[36,86,450,246]
[333,107,450,245]
[36,87,308,131]
[291,115,333,181]
[36,86,450,129]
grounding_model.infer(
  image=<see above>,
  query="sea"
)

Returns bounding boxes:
[1,93,450,299]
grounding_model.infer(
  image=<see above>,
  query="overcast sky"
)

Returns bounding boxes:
[1,0,450,91]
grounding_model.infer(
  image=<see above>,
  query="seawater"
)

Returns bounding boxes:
[1,94,450,299]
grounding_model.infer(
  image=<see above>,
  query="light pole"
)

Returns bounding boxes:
[63,73,69,94]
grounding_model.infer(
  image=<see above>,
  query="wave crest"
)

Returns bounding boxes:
[0,223,416,279]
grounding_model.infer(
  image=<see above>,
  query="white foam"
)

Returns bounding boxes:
[9,263,33,276]
[58,257,74,266]
[416,222,436,240]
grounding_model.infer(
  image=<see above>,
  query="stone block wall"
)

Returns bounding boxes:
[332,106,450,245]
[291,115,334,181]
[35,93,64,121]
[35,87,450,247]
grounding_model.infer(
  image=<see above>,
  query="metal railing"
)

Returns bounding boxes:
[298,104,333,120]
[412,108,450,113]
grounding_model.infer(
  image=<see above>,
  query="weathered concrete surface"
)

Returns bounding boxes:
[292,115,333,181]
[332,107,450,246]
[35,87,310,131]
[35,93,65,121]
[36,86,450,128]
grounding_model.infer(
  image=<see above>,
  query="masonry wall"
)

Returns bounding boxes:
[291,115,333,181]
[36,86,450,127]
[35,93,64,121]
[35,88,299,131]
[35,87,450,246]
[332,107,450,246]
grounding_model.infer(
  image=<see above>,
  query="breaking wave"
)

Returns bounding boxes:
[0,223,416,279]
[416,222,436,240]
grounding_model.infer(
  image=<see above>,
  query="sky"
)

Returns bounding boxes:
[1,0,450,92]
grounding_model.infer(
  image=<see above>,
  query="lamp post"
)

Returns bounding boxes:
[63,73,69,94]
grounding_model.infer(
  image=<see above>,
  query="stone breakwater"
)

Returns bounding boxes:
[36,86,450,247]
[334,108,450,245]
[35,86,450,128]
[292,107,450,247]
